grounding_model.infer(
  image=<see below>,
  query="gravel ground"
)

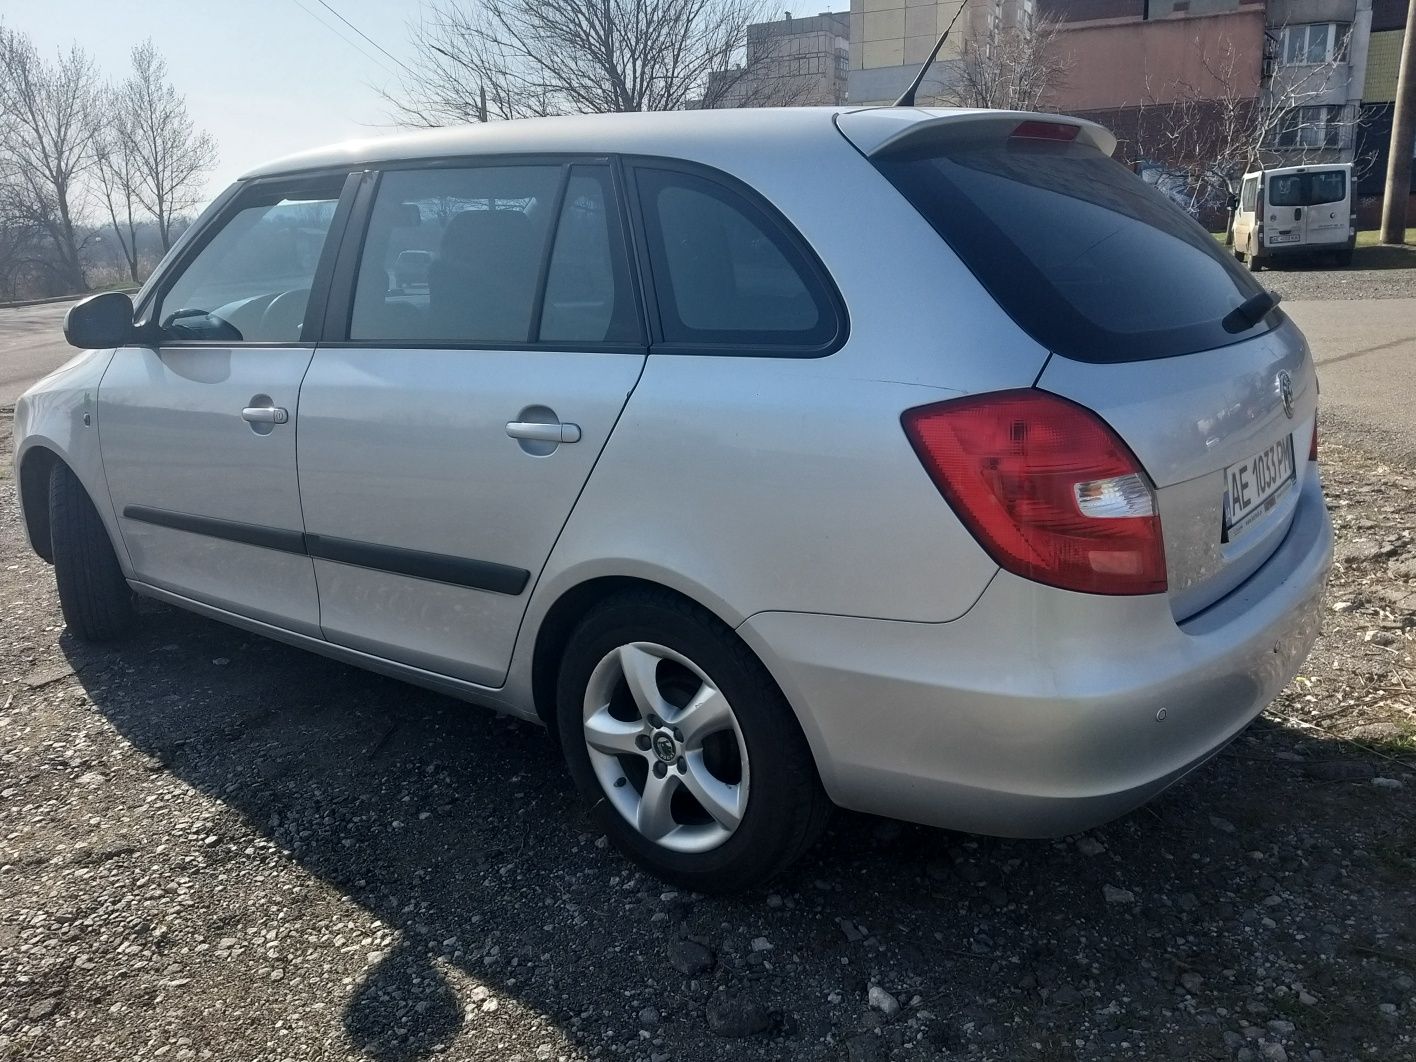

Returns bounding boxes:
[1257,249,1416,302]
[0,413,1413,1062]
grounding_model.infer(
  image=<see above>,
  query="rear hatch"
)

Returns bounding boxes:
[840,108,1316,618]
[1265,166,1352,248]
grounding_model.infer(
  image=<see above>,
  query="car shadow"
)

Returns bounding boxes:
[60,606,1413,1061]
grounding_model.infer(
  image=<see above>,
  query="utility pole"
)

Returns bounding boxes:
[1379,0,1415,244]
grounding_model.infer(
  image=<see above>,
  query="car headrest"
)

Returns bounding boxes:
[439,209,534,265]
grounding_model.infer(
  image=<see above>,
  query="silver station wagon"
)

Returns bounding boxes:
[15,107,1333,891]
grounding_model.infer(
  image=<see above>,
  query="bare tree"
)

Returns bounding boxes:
[941,13,1072,113]
[118,40,217,252]
[94,93,143,283]
[1127,27,1363,231]
[0,24,99,293]
[384,0,787,126]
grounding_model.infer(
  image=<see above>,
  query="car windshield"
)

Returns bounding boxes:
[873,138,1271,363]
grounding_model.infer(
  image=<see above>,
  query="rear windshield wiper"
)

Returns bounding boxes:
[1222,289,1281,334]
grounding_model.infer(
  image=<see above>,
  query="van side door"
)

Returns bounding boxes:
[1235,175,1258,250]
[295,161,646,686]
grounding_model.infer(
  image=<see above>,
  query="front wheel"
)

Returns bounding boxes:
[556,592,830,892]
[48,463,136,642]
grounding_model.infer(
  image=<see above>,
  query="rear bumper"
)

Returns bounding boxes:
[1260,236,1355,257]
[741,466,1333,837]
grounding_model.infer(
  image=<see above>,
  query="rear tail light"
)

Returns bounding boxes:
[902,390,1167,596]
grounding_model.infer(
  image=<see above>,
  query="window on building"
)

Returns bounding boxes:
[1274,105,1347,149]
[1281,23,1348,65]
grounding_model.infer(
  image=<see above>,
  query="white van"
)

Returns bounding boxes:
[1233,163,1356,270]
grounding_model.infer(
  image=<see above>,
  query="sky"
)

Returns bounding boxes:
[8,0,421,202]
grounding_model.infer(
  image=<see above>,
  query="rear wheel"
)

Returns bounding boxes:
[1333,250,1354,268]
[48,463,136,642]
[556,591,830,892]
[1247,246,1265,272]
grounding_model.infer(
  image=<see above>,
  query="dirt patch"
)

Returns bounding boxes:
[0,415,1412,1062]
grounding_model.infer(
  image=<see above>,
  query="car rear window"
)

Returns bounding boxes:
[1269,170,1346,207]
[873,139,1272,363]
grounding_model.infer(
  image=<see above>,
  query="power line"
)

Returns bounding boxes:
[314,0,411,76]
[288,0,402,78]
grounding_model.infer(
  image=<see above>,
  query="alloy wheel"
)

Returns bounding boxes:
[581,642,749,854]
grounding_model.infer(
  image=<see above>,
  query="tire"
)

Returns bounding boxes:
[1247,249,1264,272]
[1333,250,1354,268]
[1233,248,1247,263]
[556,591,830,893]
[48,462,136,642]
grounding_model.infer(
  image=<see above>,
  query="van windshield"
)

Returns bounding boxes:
[873,138,1273,363]
[1268,170,1347,207]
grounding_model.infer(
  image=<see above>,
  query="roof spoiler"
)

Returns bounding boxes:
[837,109,1118,160]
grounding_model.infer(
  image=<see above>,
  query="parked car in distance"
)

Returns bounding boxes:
[1232,162,1356,270]
[15,107,1333,892]
[391,248,432,293]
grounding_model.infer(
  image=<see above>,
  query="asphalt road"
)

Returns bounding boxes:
[0,299,79,408]
[1283,299,1416,465]
[1,298,1412,452]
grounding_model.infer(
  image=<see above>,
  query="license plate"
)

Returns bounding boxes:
[1224,436,1296,540]
[1268,233,1300,244]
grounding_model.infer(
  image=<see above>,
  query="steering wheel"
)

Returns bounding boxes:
[260,289,310,340]
[160,307,243,342]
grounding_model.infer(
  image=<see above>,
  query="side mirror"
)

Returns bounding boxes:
[63,291,137,350]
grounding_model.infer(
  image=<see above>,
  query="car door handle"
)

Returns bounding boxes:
[506,421,580,444]
[242,405,289,424]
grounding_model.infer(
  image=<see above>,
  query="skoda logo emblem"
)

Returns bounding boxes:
[652,731,677,763]
[1277,370,1294,419]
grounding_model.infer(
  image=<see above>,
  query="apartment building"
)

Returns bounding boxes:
[1355,0,1416,220]
[847,0,1034,106]
[708,11,851,107]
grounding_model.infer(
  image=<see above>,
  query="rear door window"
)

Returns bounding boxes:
[873,139,1271,363]
[1265,171,1348,208]
[634,166,841,352]
[539,166,641,344]
[1268,174,1305,207]
[1308,170,1347,204]
[350,165,561,344]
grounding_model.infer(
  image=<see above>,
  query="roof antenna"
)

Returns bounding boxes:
[894,1,968,107]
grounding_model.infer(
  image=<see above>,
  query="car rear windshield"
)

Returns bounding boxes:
[1268,170,1347,207]
[873,138,1273,363]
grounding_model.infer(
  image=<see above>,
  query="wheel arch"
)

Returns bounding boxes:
[18,444,61,563]
[529,574,779,738]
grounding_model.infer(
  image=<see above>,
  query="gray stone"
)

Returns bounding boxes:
[667,939,713,977]
[1303,760,1376,782]
[704,995,772,1038]
[868,985,900,1018]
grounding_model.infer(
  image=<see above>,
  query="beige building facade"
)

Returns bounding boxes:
[848,0,1033,105]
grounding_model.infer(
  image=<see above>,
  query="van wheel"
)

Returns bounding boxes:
[1233,248,1247,263]
[1333,250,1354,268]
[556,591,830,893]
[1247,250,1264,272]
[48,463,136,642]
